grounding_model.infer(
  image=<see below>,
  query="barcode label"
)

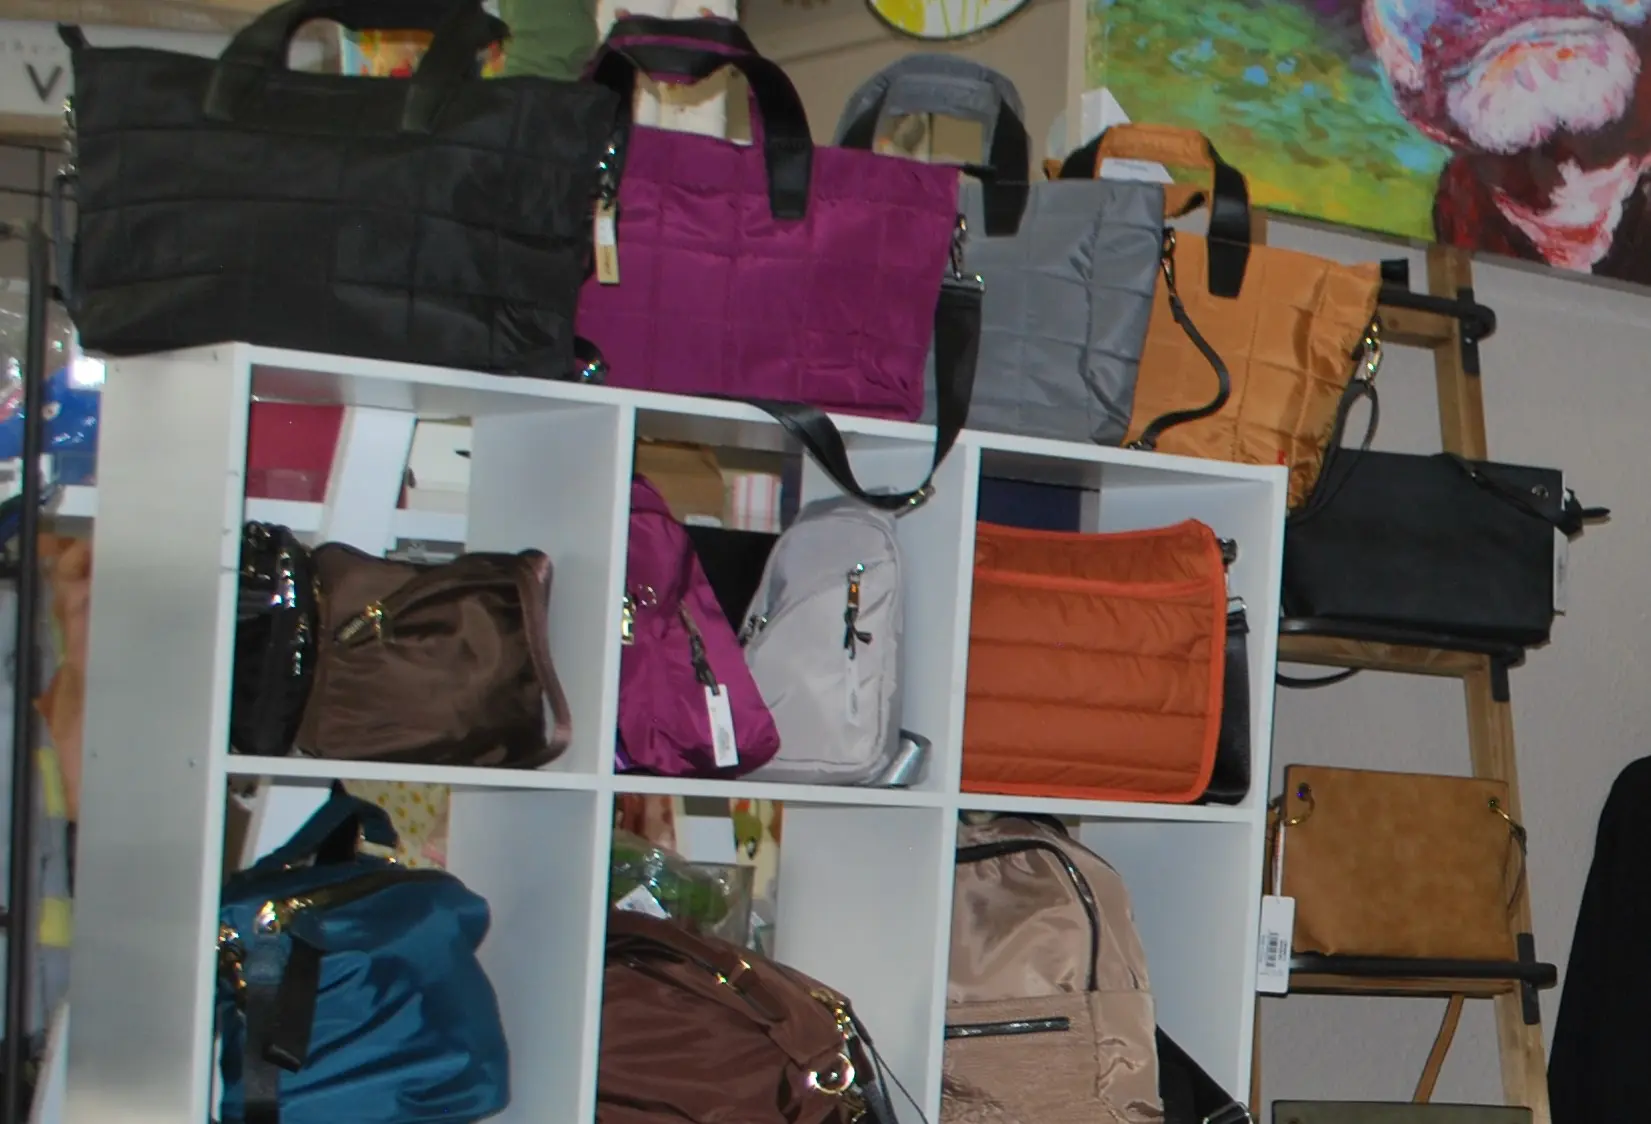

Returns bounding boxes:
[705,685,739,769]
[1261,933,1286,970]
[1256,895,1295,995]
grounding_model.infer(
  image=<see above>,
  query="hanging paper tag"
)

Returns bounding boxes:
[845,658,862,725]
[594,202,620,285]
[1256,895,1296,995]
[1554,480,1572,614]
[705,685,739,768]
[614,885,669,919]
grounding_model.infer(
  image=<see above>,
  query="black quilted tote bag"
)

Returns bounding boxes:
[56,0,624,377]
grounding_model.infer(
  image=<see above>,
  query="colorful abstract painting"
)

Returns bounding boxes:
[1087,1,1651,284]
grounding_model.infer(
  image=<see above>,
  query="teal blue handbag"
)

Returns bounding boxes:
[216,784,509,1123]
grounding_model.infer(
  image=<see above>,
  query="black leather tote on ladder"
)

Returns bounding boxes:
[55,0,624,377]
[1283,447,1607,647]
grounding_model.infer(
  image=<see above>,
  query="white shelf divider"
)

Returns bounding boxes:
[63,343,1285,1124]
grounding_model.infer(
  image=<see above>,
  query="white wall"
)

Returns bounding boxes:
[1262,216,1642,1107]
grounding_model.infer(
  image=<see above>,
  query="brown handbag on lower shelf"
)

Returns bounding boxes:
[1270,764,1527,962]
[296,544,572,767]
[598,909,898,1123]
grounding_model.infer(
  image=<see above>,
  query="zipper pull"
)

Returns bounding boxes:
[738,613,766,646]
[218,923,247,1004]
[842,564,872,658]
[621,594,636,646]
[678,605,718,690]
[335,601,389,646]
[593,135,622,285]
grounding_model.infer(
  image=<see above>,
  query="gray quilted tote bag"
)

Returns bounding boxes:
[835,56,1168,446]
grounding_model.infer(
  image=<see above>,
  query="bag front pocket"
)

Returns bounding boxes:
[943,992,1160,1124]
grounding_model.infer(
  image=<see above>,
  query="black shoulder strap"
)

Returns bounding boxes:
[575,272,981,513]
[1158,1027,1251,1124]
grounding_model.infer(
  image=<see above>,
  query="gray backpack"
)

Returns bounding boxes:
[835,55,1165,446]
[738,497,909,785]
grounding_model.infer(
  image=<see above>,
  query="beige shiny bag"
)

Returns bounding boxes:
[944,816,1160,1124]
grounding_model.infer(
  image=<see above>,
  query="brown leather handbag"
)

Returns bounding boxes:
[599,909,896,1123]
[1269,765,1526,961]
[296,544,572,767]
[1051,125,1383,508]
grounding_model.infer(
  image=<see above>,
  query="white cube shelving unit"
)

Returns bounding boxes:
[63,343,1287,1124]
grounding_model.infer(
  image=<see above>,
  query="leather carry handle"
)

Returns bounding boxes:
[1052,124,1252,300]
[835,57,1032,237]
[727,271,979,511]
[588,22,813,220]
[204,0,506,132]
[239,782,399,876]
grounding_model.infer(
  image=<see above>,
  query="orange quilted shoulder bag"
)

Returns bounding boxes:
[962,519,1227,803]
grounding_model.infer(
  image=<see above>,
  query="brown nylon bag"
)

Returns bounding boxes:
[945,816,1161,1124]
[1050,125,1382,508]
[1270,765,1526,961]
[599,909,886,1124]
[296,544,572,767]
[963,519,1226,802]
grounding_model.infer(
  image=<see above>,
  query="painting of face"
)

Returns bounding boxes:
[1086,0,1651,281]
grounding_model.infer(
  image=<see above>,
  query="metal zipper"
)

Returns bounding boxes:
[842,563,871,659]
[944,1016,1072,1040]
[956,838,1103,993]
[678,604,719,691]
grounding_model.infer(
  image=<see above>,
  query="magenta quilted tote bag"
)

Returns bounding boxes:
[578,17,982,510]
[619,476,781,777]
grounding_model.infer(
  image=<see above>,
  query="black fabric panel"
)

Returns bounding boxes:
[1283,450,1561,645]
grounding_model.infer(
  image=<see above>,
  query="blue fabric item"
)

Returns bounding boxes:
[217,785,509,1123]
[0,364,100,460]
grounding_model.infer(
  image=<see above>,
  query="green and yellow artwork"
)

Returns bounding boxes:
[1087,0,1446,241]
[1086,1,1651,287]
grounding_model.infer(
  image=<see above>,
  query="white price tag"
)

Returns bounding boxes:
[705,685,739,768]
[1256,895,1295,995]
[1554,481,1573,614]
[614,885,669,919]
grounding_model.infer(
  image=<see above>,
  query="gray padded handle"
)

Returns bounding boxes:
[833,53,1027,164]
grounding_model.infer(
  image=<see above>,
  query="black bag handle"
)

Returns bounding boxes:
[1054,127,1251,300]
[588,20,813,220]
[235,782,399,878]
[834,56,1032,237]
[203,0,506,132]
[572,269,981,511]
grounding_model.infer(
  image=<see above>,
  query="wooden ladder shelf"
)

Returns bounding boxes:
[1254,244,1554,1121]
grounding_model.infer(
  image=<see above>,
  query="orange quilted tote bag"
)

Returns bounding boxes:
[962,519,1227,803]
[1050,125,1383,508]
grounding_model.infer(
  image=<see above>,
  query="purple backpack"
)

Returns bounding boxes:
[578,17,982,511]
[618,476,780,777]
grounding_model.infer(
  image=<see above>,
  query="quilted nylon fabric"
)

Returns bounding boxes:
[962,520,1226,802]
[575,123,961,417]
[1125,237,1381,506]
[951,177,1162,443]
[65,39,621,376]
